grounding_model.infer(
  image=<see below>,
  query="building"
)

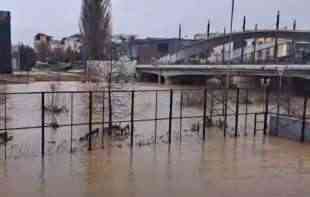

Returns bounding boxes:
[129,37,197,64]
[206,37,310,64]
[50,40,63,51]
[61,34,82,52]
[194,33,221,40]
[254,38,289,61]
[0,11,12,73]
[34,33,52,50]
[34,33,82,53]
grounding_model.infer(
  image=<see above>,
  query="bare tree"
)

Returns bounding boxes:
[64,47,80,63]
[18,44,37,71]
[50,47,66,63]
[80,0,112,60]
[80,0,114,136]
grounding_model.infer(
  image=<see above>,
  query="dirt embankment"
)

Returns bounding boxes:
[0,72,87,84]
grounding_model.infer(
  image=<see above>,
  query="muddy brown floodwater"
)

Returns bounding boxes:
[1,81,310,197]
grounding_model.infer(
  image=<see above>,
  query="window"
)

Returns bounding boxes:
[157,43,169,54]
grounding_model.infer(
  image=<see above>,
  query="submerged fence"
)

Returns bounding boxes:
[0,87,309,159]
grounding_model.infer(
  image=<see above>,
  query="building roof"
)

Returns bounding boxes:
[34,33,52,41]
[62,34,81,42]
[50,40,62,45]
[68,34,81,39]
[131,37,196,45]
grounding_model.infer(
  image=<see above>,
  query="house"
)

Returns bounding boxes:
[50,40,63,51]
[34,33,52,51]
[61,34,82,53]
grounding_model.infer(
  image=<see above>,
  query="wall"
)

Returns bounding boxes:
[129,38,197,64]
[269,115,310,141]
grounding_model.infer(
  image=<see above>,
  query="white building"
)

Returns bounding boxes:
[194,33,221,40]
[34,33,82,53]
[34,33,52,52]
[207,38,292,64]
[61,34,82,52]
[50,40,63,51]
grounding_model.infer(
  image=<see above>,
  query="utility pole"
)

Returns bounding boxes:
[179,24,182,40]
[252,24,258,64]
[230,0,235,35]
[205,20,211,62]
[292,19,297,63]
[176,24,182,64]
[229,0,236,63]
[241,16,246,63]
[207,20,211,39]
[274,10,280,63]
[242,16,246,32]
[222,27,226,64]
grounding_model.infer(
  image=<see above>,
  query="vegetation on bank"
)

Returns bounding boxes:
[35,62,83,71]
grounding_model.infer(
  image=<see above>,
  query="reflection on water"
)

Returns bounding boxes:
[1,131,310,197]
[0,81,301,159]
[0,81,210,158]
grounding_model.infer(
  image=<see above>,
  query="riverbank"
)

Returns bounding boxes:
[0,70,87,84]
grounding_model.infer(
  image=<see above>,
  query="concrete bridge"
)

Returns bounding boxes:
[158,30,310,64]
[136,64,310,87]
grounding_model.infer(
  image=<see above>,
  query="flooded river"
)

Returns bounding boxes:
[1,81,310,196]
[0,81,212,158]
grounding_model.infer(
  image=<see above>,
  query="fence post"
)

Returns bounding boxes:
[254,113,257,136]
[130,90,135,147]
[70,93,74,153]
[88,91,93,151]
[276,75,282,134]
[101,90,105,148]
[301,97,308,143]
[224,89,228,137]
[210,91,214,123]
[234,88,240,137]
[4,94,7,160]
[108,87,112,136]
[41,92,45,157]
[263,87,270,136]
[202,88,207,141]
[154,90,158,144]
[179,90,183,142]
[244,89,249,135]
[222,91,225,115]
[168,89,173,145]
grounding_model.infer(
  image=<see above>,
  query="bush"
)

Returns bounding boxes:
[18,44,37,71]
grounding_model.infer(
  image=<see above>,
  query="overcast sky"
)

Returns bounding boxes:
[2,0,310,45]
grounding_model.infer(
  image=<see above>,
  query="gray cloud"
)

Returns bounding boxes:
[3,0,310,45]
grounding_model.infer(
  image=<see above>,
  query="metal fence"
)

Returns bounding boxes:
[0,87,309,160]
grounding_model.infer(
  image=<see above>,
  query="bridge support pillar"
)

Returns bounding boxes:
[164,77,173,85]
[233,76,261,89]
[135,72,142,81]
[220,76,233,89]
[158,74,162,84]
